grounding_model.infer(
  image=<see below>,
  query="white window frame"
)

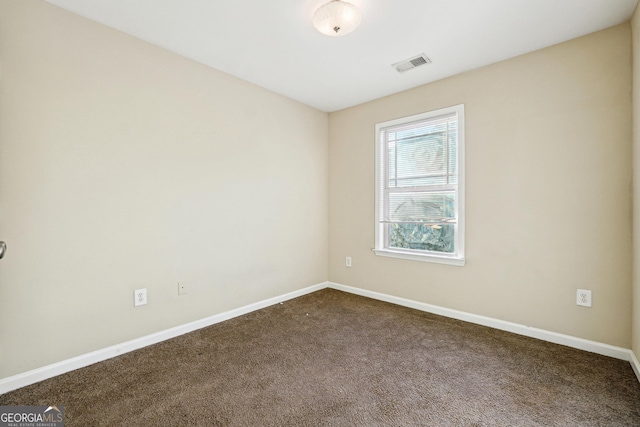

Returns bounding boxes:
[374,104,465,266]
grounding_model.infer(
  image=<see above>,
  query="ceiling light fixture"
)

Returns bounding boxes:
[313,0,362,37]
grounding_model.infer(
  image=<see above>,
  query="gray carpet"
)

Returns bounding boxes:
[2,288,639,426]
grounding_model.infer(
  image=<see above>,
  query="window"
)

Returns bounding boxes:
[374,104,465,266]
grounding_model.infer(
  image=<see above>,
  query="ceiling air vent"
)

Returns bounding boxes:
[392,54,432,73]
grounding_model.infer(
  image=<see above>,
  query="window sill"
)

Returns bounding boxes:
[373,248,466,266]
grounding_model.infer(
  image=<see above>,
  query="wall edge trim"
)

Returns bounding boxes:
[3,281,635,394]
[0,282,327,395]
[630,350,640,383]
[327,282,633,362]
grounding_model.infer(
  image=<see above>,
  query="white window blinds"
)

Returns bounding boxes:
[375,105,465,265]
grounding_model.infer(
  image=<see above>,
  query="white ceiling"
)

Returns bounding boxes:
[45,0,638,112]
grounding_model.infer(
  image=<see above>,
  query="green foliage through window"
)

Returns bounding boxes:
[389,223,455,253]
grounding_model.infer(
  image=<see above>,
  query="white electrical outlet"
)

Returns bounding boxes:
[178,282,187,295]
[134,288,147,307]
[346,256,352,267]
[576,289,592,307]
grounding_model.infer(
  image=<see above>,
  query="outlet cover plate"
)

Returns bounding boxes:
[576,289,592,307]
[178,282,187,295]
[134,288,147,307]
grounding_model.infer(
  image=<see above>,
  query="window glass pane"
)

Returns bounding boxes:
[396,134,446,186]
[387,119,457,188]
[388,223,455,253]
[448,121,457,183]
[386,192,455,223]
[388,139,396,187]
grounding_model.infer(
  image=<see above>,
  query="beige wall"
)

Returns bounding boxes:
[329,24,633,348]
[0,1,635,382]
[0,1,328,378]
[632,7,640,360]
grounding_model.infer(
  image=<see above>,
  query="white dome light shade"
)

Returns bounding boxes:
[313,0,362,37]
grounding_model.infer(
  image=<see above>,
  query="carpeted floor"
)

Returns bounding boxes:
[2,288,639,426]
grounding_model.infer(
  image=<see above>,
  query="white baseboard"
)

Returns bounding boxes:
[0,282,326,395]
[631,351,640,383]
[327,282,633,362]
[2,280,637,394]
